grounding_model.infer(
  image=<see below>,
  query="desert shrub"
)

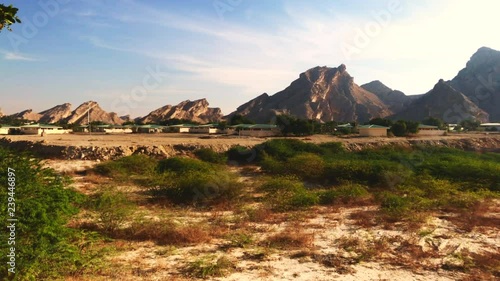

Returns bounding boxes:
[378,192,412,220]
[261,177,318,211]
[89,187,135,234]
[260,152,286,174]
[417,157,500,191]
[255,139,323,161]
[194,148,226,164]
[94,154,157,179]
[319,183,370,205]
[227,145,256,163]
[318,141,345,154]
[157,157,213,174]
[150,170,243,206]
[0,147,98,280]
[183,255,234,278]
[287,153,325,181]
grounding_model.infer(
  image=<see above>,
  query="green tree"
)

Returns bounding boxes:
[422,117,445,129]
[460,119,481,131]
[229,114,255,125]
[406,120,420,134]
[0,4,21,32]
[369,118,393,127]
[391,120,407,137]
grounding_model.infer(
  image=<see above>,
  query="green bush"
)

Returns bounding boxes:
[261,177,318,211]
[319,183,369,205]
[89,187,135,234]
[150,170,243,206]
[287,153,325,181]
[194,148,226,164]
[95,154,158,179]
[157,157,213,174]
[255,139,323,161]
[378,192,412,219]
[227,145,256,163]
[0,147,95,279]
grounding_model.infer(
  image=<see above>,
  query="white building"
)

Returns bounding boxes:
[480,123,500,131]
[0,125,20,135]
[20,124,70,135]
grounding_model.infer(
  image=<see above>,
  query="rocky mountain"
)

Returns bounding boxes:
[9,109,42,121]
[393,80,489,123]
[38,103,72,124]
[361,80,421,113]
[64,101,124,125]
[448,47,500,121]
[229,65,392,123]
[138,99,223,124]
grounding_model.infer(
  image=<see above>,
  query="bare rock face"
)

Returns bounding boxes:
[361,80,421,113]
[393,80,489,123]
[230,65,392,123]
[138,99,223,124]
[38,103,72,124]
[9,109,42,122]
[65,101,124,125]
[448,47,500,121]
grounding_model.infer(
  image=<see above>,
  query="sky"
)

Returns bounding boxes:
[1,0,500,118]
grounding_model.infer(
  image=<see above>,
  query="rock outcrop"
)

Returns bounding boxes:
[393,80,489,123]
[38,103,73,124]
[229,65,392,123]
[9,109,42,122]
[448,47,500,121]
[137,99,223,124]
[64,101,124,125]
[361,80,421,113]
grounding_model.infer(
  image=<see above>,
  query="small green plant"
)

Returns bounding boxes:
[184,255,234,278]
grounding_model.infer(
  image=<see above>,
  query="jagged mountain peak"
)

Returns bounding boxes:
[230,64,392,123]
[138,99,223,124]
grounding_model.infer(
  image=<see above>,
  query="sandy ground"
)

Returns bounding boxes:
[49,161,500,281]
[4,132,499,148]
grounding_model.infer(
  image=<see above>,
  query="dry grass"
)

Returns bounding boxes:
[124,220,211,246]
[445,200,500,232]
[263,227,314,250]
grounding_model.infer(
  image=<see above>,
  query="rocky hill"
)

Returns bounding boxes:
[393,80,489,123]
[64,101,124,125]
[229,65,392,123]
[38,103,73,124]
[361,80,421,113]
[137,99,222,124]
[9,109,42,122]
[448,47,500,121]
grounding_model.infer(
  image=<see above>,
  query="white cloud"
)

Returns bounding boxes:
[2,51,40,61]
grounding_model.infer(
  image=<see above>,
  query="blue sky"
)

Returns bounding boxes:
[1,0,499,118]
